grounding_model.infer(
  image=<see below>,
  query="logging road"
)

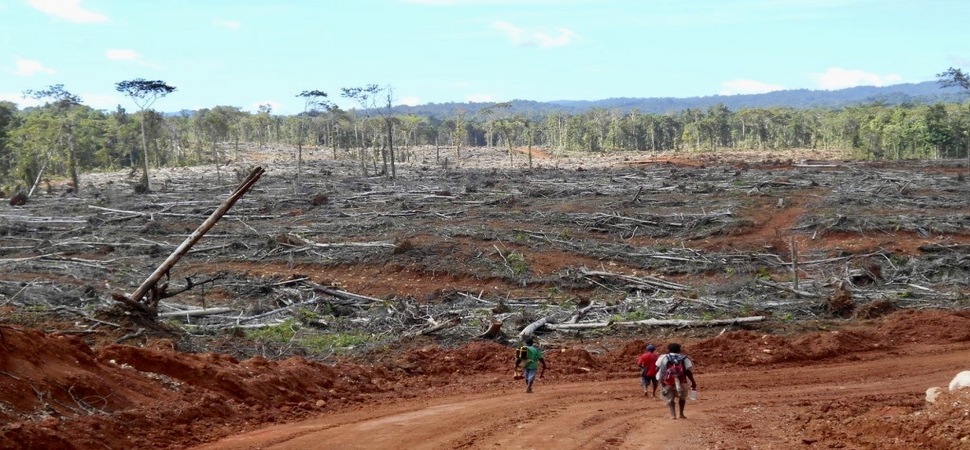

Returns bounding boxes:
[195,342,970,449]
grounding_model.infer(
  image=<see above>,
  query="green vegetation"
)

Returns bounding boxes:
[245,319,374,355]
[247,319,298,342]
[610,309,650,322]
[3,79,970,191]
[506,252,529,277]
[301,333,373,354]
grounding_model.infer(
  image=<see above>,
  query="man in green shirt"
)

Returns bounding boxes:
[514,336,547,393]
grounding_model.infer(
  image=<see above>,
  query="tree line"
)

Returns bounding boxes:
[1,72,968,195]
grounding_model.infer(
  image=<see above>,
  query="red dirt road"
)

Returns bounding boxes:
[198,341,970,450]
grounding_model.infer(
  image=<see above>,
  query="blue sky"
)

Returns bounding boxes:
[1,0,968,114]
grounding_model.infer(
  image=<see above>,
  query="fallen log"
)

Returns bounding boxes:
[544,315,765,331]
[157,307,233,318]
[567,303,594,324]
[303,280,382,305]
[519,317,548,338]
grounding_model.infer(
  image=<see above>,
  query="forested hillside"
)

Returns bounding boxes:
[395,81,967,116]
[1,80,968,196]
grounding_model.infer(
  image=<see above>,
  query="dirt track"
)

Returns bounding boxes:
[197,341,970,450]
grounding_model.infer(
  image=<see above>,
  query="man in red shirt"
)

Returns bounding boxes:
[636,344,660,397]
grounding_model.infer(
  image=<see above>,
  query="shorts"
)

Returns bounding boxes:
[524,368,538,383]
[641,375,658,387]
[661,384,687,402]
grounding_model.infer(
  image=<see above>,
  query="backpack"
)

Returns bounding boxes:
[515,346,529,368]
[661,354,686,386]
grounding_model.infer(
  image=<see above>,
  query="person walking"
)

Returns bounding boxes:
[636,344,660,397]
[514,336,547,393]
[655,342,697,419]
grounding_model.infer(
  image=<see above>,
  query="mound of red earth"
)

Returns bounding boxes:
[1,309,969,449]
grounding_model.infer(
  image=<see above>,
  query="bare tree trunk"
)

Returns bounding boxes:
[139,116,151,191]
[121,167,265,316]
[66,121,79,193]
[388,118,396,178]
[296,119,304,194]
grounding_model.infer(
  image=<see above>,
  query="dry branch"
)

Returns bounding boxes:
[157,308,233,318]
[756,279,823,298]
[303,280,382,305]
[581,269,689,291]
[544,315,765,331]
[410,316,461,337]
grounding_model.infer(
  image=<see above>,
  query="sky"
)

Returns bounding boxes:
[1,0,969,115]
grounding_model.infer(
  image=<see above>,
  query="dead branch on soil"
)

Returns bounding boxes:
[408,316,461,337]
[581,269,690,291]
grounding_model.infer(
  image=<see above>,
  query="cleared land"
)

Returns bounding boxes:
[0,145,968,449]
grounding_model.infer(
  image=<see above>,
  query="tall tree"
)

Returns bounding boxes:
[938,67,970,169]
[938,67,970,90]
[295,90,332,192]
[0,101,19,180]
[23,84,83,193]
[342,84,398,177]
[115,79,176,192]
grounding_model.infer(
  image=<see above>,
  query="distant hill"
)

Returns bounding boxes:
[392,81,968,118]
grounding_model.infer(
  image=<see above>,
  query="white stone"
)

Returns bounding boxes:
[925,386,942,404]
[949,370,970,392]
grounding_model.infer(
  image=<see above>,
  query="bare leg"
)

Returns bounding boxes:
[678,398,687,418]
[667,400,677,419]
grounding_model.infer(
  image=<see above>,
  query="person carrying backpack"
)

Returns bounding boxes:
[655,342,697,419]
[513,336,547,393]
[636,343,660,397]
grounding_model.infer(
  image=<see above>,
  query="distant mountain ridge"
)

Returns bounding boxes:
[393,81,968,117]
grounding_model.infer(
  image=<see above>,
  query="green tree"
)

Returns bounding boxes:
[938,67,970,168]
[0,101,18,180]
[23,84,83,193]
[115,79,176,192]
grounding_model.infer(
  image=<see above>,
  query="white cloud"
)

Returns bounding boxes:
[12,57,55,76]
[0,93,43,108]
[813,68,903,90]
[466,93,494,102]
[719,79,785,95]
[105,49,140,61]
[492,21,577,49]
[27,0,107,23]
[397,96,421,106]
[80,93,123,110]
[213,19,241,30]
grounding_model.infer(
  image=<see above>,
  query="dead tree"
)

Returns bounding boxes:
[113,167,264,316]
